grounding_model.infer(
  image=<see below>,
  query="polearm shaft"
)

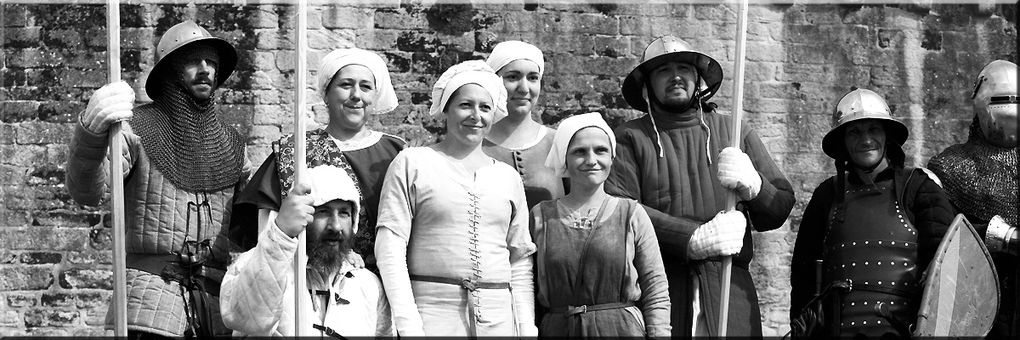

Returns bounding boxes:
[718,0,749,337]
[106,0,128,337]
[293,0,309,336]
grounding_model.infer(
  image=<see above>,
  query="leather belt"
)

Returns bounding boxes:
[548,301,635,316]
[410,274,511,337]
[409,274,510,291]
[126,254,226,296]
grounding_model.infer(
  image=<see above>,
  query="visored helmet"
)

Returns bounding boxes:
[972,60,1017,148]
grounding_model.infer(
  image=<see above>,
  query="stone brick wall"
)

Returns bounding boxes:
[1,1,1015,336]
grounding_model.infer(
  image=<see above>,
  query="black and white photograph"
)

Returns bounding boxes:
[0,0,1016,338]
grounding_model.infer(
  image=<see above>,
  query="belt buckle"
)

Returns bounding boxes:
[460,278,477,291]
[568,305,587,315]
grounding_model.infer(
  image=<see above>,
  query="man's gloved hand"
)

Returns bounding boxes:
[275,181,315,238]
[687,210,746,260]
[81,81,135,134]
[718,147,762,202]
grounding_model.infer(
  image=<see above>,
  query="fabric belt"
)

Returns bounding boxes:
[548,301,635,316]
[409,274,510,290]
[126,253,226,296]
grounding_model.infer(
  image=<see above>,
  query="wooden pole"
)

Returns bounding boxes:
[293,0,309,336]
[718,0,749,337]
[106,0,128,337]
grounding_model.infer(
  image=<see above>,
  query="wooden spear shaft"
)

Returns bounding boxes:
[106,0,128,336]
[293,0,309,336]
[718,0,749,336]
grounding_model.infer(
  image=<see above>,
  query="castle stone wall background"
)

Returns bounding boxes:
[1,0,1015,336]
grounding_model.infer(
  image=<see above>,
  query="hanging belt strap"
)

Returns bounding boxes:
[311,323,346,340]
[409,274,511,290]
[548,301,635,316]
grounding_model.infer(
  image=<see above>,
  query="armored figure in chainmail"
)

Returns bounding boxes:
[66,21,248,338]
[791,89,956,338]
[928,60,1019,337]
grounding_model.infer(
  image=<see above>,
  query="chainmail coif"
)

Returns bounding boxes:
[130,77,245,193]
[929,118,1018,227]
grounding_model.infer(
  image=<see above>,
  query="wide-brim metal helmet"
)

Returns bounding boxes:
[622,36,723,113]
[822,88,909,161]
[971,60,1017,147]
[144,21,238,98]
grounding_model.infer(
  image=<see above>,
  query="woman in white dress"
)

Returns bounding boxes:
[374,60,538,336]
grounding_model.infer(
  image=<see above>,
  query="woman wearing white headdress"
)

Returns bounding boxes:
[483,40,564,209]
[235,48,405,273]
[531,112,670,337]
[374,60,537,336]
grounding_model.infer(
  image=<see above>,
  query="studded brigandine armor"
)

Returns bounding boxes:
[822,170,923,337]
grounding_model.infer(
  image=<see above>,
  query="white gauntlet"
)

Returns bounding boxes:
[688,210,746,260]
[718,147,762,201]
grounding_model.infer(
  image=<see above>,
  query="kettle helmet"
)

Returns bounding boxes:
[145,21,238,98]
[822,89,909,161]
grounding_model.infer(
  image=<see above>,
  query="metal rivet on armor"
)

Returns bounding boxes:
[877,261,882,265]
[878,241,883,245]
[841,264,846,268]
[890,301,895,305]
[852,262,856,267]
[852,241,856,245]
[863,321,868,325]
[878,281,882,284]
[864,301,868,305]
[851,302,855,306]
[891,241,896,245]
[851,322,855,326]
[877,320,882,324]
[891,282,896,285]
[865,241,869,245]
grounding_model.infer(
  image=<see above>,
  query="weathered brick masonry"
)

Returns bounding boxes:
[0,0,1015,336]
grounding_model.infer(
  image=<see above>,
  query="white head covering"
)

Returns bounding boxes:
[486,40,545,75]
[428,60,508,121]
[544,112,617,178]
[316,48,398,115]
[305,165,361,233]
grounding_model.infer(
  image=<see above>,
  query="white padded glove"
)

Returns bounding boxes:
[718,147,761,202]
[687,210,746,260]
[274,181,315,238]
[81,81,135,134]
